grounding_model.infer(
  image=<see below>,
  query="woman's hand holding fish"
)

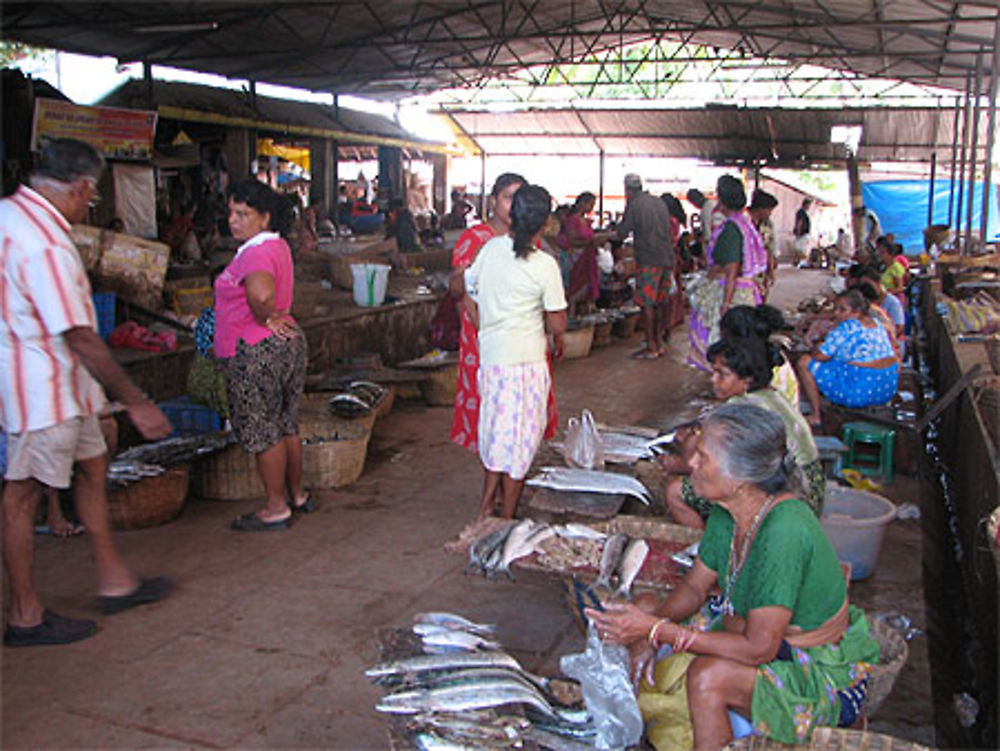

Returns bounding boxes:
[585,601,658,646]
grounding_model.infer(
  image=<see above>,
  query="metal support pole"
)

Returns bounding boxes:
[981,15,1000,248]
[948,95,962,227]
[956,72,972,240]
[928,152,937,228]
[480,151,487,219]
[598,149,605,226]
[967,51,984,253]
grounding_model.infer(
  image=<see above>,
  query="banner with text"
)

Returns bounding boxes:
[32,98,157,160]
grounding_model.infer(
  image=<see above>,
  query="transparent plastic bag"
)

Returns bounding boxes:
[564,409,605,470]
[560,622,643,750]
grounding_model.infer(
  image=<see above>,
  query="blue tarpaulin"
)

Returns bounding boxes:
[861,180,1000,253]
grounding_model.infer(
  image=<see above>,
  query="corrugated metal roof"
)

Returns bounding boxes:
[448,106,995,165]
[2,2,996,99]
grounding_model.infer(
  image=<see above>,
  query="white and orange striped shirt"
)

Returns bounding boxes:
[0,186,106,433]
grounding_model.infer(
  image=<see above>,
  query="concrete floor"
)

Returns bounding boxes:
[2,269,934,749]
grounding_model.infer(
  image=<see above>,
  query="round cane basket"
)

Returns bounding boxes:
[724,727,930,751]
[562,325,595,359]
[301,423,370,489]
[107,465,190,530]
[299,393,377,433]
[592,320,614,348]
[612,313,639,338]
[419,363,459,406]
[866,616,909,718]
[193,444,262,500]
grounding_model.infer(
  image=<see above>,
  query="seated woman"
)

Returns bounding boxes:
[718,305,799,408]
[663,335,824,528]
[588,403,879,751]
[796,289,899,428]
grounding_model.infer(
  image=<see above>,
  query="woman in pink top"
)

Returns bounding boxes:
[214,180,311,531]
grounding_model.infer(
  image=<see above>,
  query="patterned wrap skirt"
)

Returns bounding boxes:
[808,360,899,408]
[687,275,761,371]
[477,361,550,480]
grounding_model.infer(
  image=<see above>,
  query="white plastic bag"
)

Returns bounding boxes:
[565,409,605,470]
[597,246,615,274]
[560,621,644,750]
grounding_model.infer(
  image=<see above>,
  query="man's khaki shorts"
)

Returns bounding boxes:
[4,415,106,488]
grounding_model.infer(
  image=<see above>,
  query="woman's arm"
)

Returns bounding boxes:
[658,605,791,666]
[720,261,740,315]
[245,271,296,338]
[545,309,567,360]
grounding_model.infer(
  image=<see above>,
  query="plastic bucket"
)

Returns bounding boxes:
[350,263,390,307]
[820,485,897,580]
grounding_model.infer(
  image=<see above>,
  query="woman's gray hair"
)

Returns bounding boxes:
[702,402,802,495]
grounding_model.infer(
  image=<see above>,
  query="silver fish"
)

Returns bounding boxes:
[528,727,597,750]
[466,526,514,575]
[411,722,523,750]
[614,538,649,599]
[329,393,371,409]
[414,612,495,636]
[553,523,606,541]
[402,667,549,696]
[594,533,628,590]
[413,731,487,751]
[377,680,557,718]
[422,630,501,652]
[365,650,524,678]
[498,521,555,578]
[526,467,652,504]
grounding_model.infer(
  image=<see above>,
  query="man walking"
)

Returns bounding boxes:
[617,174,674,359]
[1,138,173,647]
[793,197,813,266]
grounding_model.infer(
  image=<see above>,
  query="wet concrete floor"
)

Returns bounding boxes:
[3,269,934,749]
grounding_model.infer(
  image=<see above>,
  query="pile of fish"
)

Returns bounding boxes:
[110,431,235,485]
[526,467,653,505]
[106,460,165,487]
[465,520,605,580]
[367,612,600,749]
[595,430,677,464]
[116,430,234,466]
[464,521,651,599]
[593,533,650,600]
[328,380,386,418]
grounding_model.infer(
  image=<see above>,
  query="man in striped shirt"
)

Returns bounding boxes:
[1,138,173,647]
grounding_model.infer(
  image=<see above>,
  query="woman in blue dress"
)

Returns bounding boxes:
[797,289,898,427]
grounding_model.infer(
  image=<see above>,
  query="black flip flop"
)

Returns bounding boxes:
[4,610,97,647]
[231,512,291,532]
[96,576,174,615]
[290,495,318,513]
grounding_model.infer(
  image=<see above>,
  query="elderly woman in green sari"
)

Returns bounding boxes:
[587,403,879,751]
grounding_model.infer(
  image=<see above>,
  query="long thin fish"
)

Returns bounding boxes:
[466,525,514,575]
[365,650,523,678]
[526,467,652,504]
[377,680,557,718]
[421,630,501,652]
[499,522,556,578]
[414,612,496,636]
[614,538,649,599]
[528,727,598,750]
[593,533,627,590]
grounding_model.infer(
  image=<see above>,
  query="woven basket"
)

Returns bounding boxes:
[591,514,702,545]
[419,363,459,406]
[866,617,909,718]
[302,424,370,488]
[193,443,262,500]
[985,337,1000,375]
[724,727,930,750]
[592,320,614,348]
[107,465,190,530]
[299,393,377,434]
[563,325,595,359]
[612,313,639,338]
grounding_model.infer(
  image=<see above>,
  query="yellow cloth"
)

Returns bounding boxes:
[637,652,697,751]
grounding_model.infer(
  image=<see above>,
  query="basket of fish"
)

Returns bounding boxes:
[301,422,371,489]
[368,611,597,750]
[299,391,376,433]
[193,443,262,500]
[106,463,190,530]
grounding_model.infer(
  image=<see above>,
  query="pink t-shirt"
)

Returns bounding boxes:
[213,232,295,358]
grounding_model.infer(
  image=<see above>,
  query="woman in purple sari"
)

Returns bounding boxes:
[687,176,769,371]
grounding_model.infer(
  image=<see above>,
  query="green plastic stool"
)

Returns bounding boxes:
[841,421,895,483]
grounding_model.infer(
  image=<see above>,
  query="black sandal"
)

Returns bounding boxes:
[290,495,318,513]
[231,512,291,532]
[4,610,97,647]
[96,576,174,615]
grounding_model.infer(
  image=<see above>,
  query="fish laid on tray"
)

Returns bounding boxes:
[526,466,653,505]
[465,521,608,579]
[596,430,677,464]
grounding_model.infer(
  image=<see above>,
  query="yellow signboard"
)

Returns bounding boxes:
[32,98,157,160]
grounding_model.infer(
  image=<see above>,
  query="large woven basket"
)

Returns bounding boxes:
[563,325,595,359]
[107,465,190,530]
[724,727,930,750]
[193,443,263,500]
[419,363,459,406]
[866,617,909,718]
[591,320,614,348]
[612,313,639,338]
[302,424,370,489]
[299,393,377,433]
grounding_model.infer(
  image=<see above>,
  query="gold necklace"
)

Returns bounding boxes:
[721,494,777,616]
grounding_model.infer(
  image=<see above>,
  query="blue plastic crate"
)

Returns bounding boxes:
[92,292,116,340]
[158,396,222,436]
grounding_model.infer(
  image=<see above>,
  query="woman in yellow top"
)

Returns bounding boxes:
[876,238,906,298]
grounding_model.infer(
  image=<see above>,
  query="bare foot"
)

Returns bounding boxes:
[806,415,822,428]
[47,514,84,538]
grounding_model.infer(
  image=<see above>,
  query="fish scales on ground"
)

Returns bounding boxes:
[414,612,496,636]
[593,533,628,591]
[614,538,649,600]
[376,680,558,718]
[525,467,652,504]
[365,650,525,679]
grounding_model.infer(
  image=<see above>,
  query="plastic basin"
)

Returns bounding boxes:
[820,485,897,580]
[350,263,390,307]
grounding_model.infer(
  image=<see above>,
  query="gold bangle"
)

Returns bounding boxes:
[647,617,668,647]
